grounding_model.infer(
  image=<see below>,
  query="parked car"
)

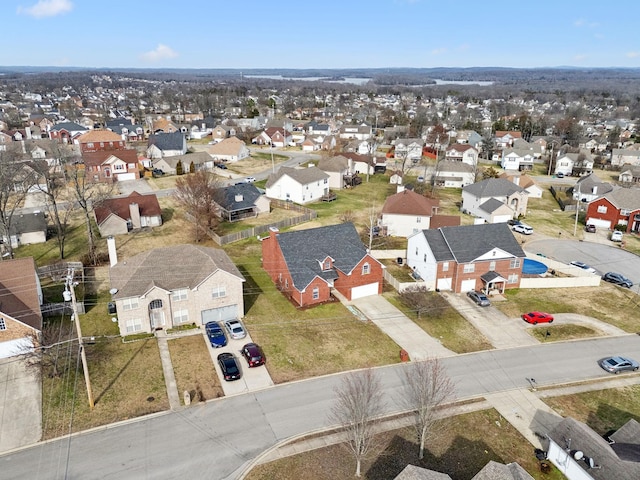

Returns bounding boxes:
[598,356,639,374]
[521,311,554,325]
[513,224,533,235]
[467,290,491,307]
[602,272,634,288]
[241,342,266,367]
[585,224,596,233]
[244,176,256,183]
[205,321,227,348]
[417,176,425,183]
[507,219,523,226]
[215,162,228,169]
[611,231,623,242]
[217,352,241,381]
[152,168,164,178]
[556,172,564,178]
[224,319,246,340]
[570,261,597,274]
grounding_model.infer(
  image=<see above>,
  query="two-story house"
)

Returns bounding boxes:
[585,187,640,232]
[462,178,529,223]
[265,166,330,204]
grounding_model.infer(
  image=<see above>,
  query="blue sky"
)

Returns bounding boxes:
[4,0,640,69]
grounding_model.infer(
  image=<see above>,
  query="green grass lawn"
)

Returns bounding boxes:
[528,324,601,342]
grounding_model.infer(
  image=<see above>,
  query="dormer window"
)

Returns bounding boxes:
[323,259,332,271]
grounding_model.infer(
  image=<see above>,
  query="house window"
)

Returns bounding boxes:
[442,262,449,272]
[172,289,188,301]
[597,205,607,213]
[122,298,139,311]
[362,263,370,275]
[323,260,331,270]
[510,258,521,269]
[312,287,319,300]
[508,274,519,284]
[212,285,226,298]
[423,254,427,262]
[463,264,475,273]
[416,217,421,223]
[324,178,328,184]
[125,318,143,333]
[285,279,289,288]
[173,309,189,323]
[149,299,163,309]
[489,261,496,271]
[87,142,94,149]
[415,247,418,255]
[621,209,631,216]
[0,317,5,331]
[100,142,104,147]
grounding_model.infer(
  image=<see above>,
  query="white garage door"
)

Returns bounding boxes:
[117,173,137,181]
[437,278,452,291]
[201,305,237,324]
[460,279,477,292]
[351,283,379,300]
[588,218,611,229]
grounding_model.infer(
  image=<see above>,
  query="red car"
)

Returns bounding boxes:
[241,343,266,367]
[522,312,554,325]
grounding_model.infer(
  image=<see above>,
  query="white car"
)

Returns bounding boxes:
[224,319,247,340]
[570,261,596,274]
[513,224,533,235]
[244,176,256,183]
[611,231,623,242]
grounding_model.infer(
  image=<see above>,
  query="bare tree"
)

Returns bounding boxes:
[174,170,223,242]
[400,285,431,318]
[401,358,455,459]
[330,369,386,477]
[22,319,76,379]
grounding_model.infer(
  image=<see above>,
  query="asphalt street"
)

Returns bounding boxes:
[3,334,640,480]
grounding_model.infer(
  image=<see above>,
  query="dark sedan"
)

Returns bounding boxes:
[205,321,227,348]
[241,343,266,367]
[217,353,241,381]
[602,272,633,288]
[598,356,639,374]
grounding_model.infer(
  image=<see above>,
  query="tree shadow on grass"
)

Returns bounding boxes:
[589,403,640,436]
[366,432,504,480]
[238,265,262,313]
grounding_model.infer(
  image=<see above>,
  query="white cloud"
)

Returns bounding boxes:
[140,44,178,63]
[627,52,640,58]
[574,18,599,28]
[17,0,73,18]
[574,54,588,61]
[431,48,447,55]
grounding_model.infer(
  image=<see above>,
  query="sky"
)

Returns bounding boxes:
[3,0,640,70]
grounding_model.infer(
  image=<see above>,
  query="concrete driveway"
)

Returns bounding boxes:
[203,326,273,396]
[349,295,454,360]
[116,179,154,195]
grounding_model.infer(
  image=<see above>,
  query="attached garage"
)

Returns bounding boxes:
[116,173,137,181]
[351,282,379,300]
[587,218,611,229]
[201,305,237,324]
[460,279,477,292]
[436,278,452,291]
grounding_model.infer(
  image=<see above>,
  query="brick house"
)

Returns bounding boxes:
[94,191,163,236]
[76,129,126,153]
[585,187,640,232]
[407,223,525,293]
[82,149,140,183]
[261,223,384,307]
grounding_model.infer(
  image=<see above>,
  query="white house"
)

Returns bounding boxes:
[265,166,330,204]
[610,148,640,167]
[555,152,595,176]
[499,173,543,199]
[573,173,613,203]
[317,155,349,189]
[500,148,535,171]
[462,178,529,223]
[433,160,476,188]
[444,144,478,166]
[379,189,440,237]
[394,138,424,162]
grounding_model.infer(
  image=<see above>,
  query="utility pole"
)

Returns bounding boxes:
[66,269,94,410]
[573,183,581,237]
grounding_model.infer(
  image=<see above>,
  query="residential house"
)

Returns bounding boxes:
[2,212,47,248]
[94,191,162,236]
[210,124,238,143]
[317,155,349,189]
[513,138,543,158]
[454,130,483,149]
[77,129,126,153]
[546,417,640,480]
[407,223,525,293]
[261,223,384,307]
[252,127,292,147]
[379,189,443,237]
[585,187,640,232]
[499,173,543,199]
[341,152,382,175]
[265,166,330,204]
[207,136,250,162]
[152,152,213,175]
[82,149,140,183]
[48,122,88,143]
[107,122,145,142]
[147,132,187,158]
[610,147,640,167]
[338,124,372,140]
[300,136,321,152]
[444,144,478,166]
[618,165,640,184]
[394,138,424,162]
[110,243,245,336]
[0,257,43,334]
[500,148,535,171]
[433,160,476,188]
[151,118,179,133]
[555,152,595,176]
[389,170,404,185]
[462,178,529,223]
[213,183,270,222]
[573,173,613,203]
[394,461,533,480]
[494,130,522,148]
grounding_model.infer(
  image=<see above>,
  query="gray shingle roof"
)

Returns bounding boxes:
[394,464,452,480]
[214,183,262,211]
[471,461,533,480]
[479,197,507,214]
[317,155,348,172]
[598,187,640,210]
[275,223,369,290]
[8,211,47,235]
[148,131,186,151]
[111,244,244,299]
[421,223,525,263]
[265,166,329,188]
[462,178,527,198]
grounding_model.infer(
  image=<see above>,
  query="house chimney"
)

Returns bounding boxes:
[268,226,279,240]
[129,203,141,229]
[234,194,244,202]
[107,236,118,266]
[592,186,597,195]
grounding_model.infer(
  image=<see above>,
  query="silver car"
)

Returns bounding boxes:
[224,319,247,340]
[599,356,639,374]
[467,290,491,307]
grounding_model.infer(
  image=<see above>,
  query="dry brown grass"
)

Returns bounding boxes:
[167,334,223,404]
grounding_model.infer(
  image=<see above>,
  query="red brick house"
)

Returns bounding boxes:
[77,129,126,153]
[82,149,140,183]
[407,223,525,293]
[585,188,640,233]
[261,223,384,307]
[48,122,88,143]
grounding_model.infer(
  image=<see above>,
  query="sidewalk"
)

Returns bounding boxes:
[155,330,183,410]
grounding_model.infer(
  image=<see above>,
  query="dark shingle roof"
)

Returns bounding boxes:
[471,460,533,480]
[479,197,507,214]
[94,191,162,226]
[421,223,525,263]
[275,223,369,290]
[148,131,186,151]
[462,178,527,197]
[214,183,262,211]
[8,212,47,235]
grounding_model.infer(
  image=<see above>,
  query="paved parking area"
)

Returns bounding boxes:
[203,326,274,397]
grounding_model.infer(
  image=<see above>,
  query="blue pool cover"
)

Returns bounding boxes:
[523,258,548,275]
